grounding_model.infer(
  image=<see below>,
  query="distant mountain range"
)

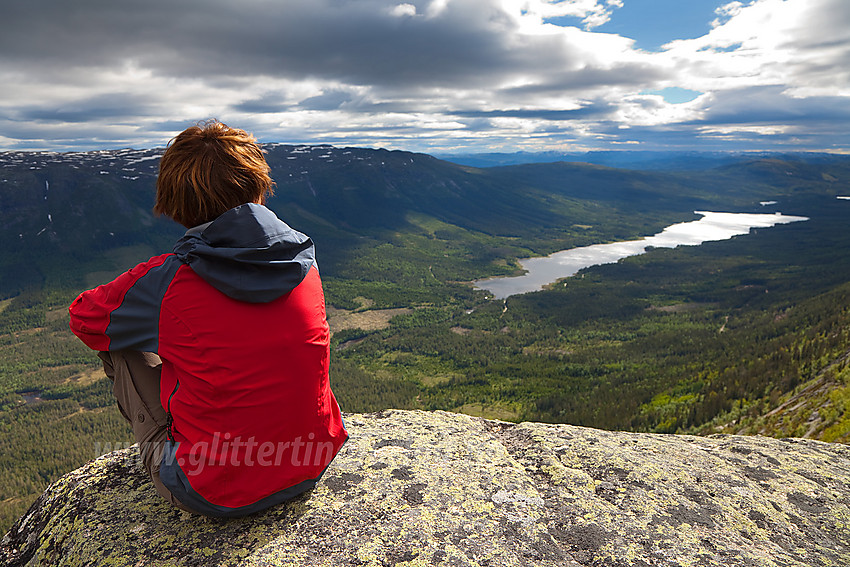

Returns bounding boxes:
[437,149,850,170]
[2,144,849,295]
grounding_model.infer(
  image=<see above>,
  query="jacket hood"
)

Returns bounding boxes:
[172,203,315,303]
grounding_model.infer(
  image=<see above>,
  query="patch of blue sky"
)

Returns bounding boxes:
[700,42,743,52]
[543,14,587,29]
[639,87,703,104]
[545,0,728,52]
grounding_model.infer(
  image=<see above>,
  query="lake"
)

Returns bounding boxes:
[474,211,809,299]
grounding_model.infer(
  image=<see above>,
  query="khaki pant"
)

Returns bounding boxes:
[98,350,194,513]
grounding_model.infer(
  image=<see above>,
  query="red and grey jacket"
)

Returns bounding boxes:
[69,203,348,517]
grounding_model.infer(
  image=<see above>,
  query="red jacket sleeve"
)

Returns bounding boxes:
[69,254,177,352]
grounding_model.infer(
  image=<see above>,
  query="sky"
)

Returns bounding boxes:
[1,0,849,154]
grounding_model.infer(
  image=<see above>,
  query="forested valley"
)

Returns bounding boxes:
[0,146,849,531]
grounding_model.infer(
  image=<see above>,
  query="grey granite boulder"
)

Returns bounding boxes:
[1,409,849,566]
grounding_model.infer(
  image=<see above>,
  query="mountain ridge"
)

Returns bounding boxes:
[437,149,850,169]
[4,144,848,296]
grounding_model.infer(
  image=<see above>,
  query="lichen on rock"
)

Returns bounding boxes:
[2,409,849,566]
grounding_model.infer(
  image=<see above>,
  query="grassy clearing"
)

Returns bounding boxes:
[327,306,412,333]
[62,367,105,387]
[454,403,522,422]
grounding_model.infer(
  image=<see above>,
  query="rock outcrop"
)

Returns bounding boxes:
[2,409,849,566]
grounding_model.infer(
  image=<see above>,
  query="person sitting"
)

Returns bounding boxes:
[69,120,348,517]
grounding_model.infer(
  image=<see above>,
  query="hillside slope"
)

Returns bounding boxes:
[1,145,673,294]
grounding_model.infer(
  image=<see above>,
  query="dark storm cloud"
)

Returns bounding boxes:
[2,0,589,88]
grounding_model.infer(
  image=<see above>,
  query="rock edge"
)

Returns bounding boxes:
[2,409,849,566]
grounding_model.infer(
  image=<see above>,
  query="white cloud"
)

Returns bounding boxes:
[390,3,417,17]
[513,0,622,29]
[663,0,850,96]
[426,0,450,18]
[711,1,746,28]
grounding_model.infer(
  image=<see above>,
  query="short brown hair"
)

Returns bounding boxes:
[154,120,274,228]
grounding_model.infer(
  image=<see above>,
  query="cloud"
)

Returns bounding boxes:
[522,0,624,30]
[0,0,848,152]
[232,92,293,115]
[696,86,850,125]
[663,0,850,93]
[711,1,746,27]
[13,93,160,123]
[298,89,361,111]
[390,3,418,17]
[453,101,616,121]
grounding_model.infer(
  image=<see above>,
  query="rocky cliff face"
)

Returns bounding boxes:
[2,409,849,566]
